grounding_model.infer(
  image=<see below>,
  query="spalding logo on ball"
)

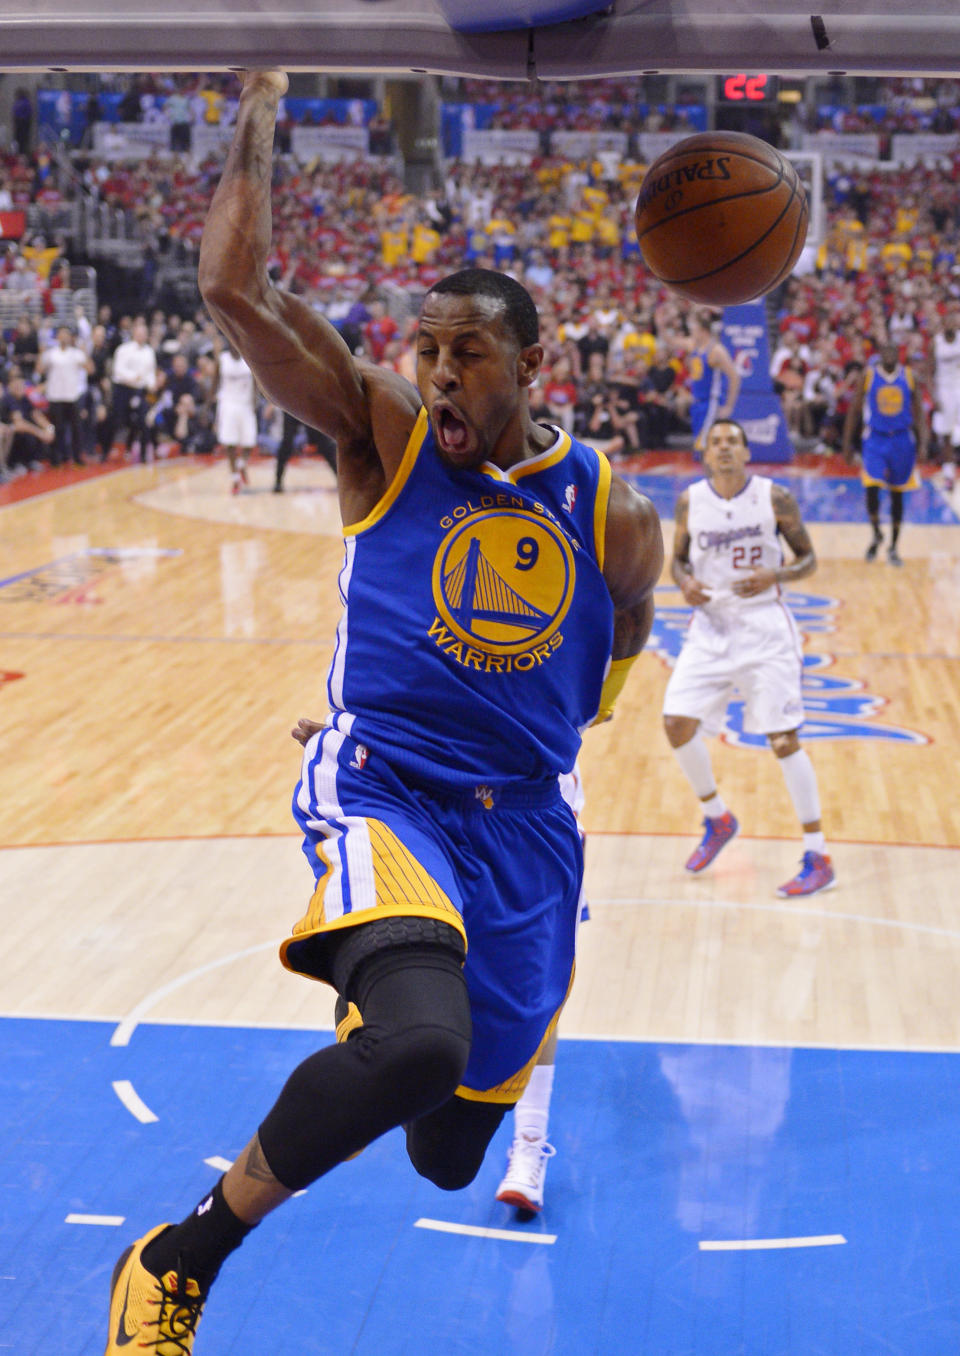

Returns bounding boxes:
[635,131,809,306]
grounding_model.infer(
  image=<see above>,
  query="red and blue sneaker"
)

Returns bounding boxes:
[777,851,836,897]
[684,811,739,873]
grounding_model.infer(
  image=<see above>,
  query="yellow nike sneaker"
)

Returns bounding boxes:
[105,1223,206,1354]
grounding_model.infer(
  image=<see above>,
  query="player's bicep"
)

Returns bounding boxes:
[773,485,815,561]
[207,285,370,442]
[603,477,664,613]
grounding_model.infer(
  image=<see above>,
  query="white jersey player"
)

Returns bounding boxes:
[216,346,258,493]
[931,319,960,487]
[662,418,835,897]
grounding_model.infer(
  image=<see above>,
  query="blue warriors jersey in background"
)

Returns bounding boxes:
[862,364,919,489]
[325,410,615,791]
[688,344,726,447]
[863,363,913,437]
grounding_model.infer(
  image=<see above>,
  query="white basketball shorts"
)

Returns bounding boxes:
[216,402,258,449]
[662,601,805,736]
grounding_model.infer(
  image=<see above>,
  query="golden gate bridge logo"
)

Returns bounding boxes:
[443,537,552,634]
[432,508,574,655]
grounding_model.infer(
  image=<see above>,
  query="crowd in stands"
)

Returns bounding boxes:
[805,78,960,135]
[6,75,960,482]
[452,77,705,134]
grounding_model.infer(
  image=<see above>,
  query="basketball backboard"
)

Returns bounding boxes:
[2,0,960,76]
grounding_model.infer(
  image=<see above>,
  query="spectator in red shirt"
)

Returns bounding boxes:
[362,299,398,362]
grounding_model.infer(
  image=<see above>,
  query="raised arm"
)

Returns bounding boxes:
[198,70,419,499]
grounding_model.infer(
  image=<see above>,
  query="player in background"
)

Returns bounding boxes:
[843,341,926,566]
[670,309,741,452]
[214,342,259,493]
[663,418,834,898]
[929,313,960,490]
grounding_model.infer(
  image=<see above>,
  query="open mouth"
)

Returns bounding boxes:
[434,405,473,457]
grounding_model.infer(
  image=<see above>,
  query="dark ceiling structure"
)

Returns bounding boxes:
[1,0,957,76]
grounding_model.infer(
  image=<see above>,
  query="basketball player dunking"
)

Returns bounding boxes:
[662,418,835,897]
[104,69,663,1354]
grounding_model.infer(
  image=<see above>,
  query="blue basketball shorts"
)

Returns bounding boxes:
[862,430,919,490]
[282,726,583,1102]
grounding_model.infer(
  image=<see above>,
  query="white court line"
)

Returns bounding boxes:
[700,1234,846,1251]
[112,1079,158,1123]
[592,896,960,945]
[65,1213,125,1226]
[110,939,283,1046]
[415,1218,556,1244]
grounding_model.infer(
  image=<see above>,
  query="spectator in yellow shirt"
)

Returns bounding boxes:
[381,225,409,268]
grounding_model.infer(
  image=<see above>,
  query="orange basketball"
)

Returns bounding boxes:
[634,131,808,306]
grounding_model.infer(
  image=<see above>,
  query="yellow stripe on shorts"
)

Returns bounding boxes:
[456,964,576,1105]
[280,818,467,981]
[366,819,461,919]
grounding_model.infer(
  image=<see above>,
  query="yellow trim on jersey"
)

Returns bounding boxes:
[509,428,571,481]
[456,964,575,1104]
[593,445,612,573]
[592,653,637,725]
[342,406,428,537]
[479,427,572,484]
[860,467,920,491]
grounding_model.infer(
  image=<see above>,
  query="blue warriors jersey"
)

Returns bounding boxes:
[863,364,914,437]
[688,344,725,407]
[324,410,615,791]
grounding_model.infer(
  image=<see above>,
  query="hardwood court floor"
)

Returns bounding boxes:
[2,452,960,1354]
[2,454,959,1045]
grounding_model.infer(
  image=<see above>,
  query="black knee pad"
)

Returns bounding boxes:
[330,915,465,999]
[258,942,471,1191]
[406,1096,510,1192]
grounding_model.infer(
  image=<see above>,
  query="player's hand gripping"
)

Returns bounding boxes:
[292,717,324,748]
[240,69,289,98]
[732,567,777,598]
[677,573,712,607]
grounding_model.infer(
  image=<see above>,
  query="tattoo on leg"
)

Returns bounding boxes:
[243,1137,278,1185]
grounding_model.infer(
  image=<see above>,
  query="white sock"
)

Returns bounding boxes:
[778,748,822,829]
[671,731,721,803]
[514,1063,555,1142]
[803,830,827,855]
[702,793,727,819]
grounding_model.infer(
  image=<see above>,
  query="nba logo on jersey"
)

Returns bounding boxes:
[563,483,578,513]
[349,744,369,771]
